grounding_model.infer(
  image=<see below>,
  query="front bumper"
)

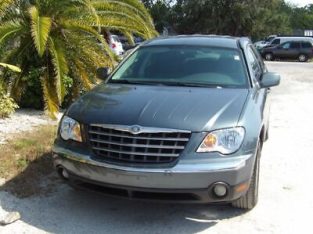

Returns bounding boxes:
[53,144,256,203]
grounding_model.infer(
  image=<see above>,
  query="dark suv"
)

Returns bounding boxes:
[261,41,313,62]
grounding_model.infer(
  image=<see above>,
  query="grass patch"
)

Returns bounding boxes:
[0,125,58,197]
[13,139,38,150]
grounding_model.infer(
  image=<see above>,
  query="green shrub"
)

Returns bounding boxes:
[19,69,74,110]
[19,68,44,110]
[0,83,18,118]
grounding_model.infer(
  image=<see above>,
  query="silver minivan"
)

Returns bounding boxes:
[53,36,280,210]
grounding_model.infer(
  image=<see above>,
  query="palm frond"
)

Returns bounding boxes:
[96,12,154,38]
[82,0,101,32]
[29,6,52,57]
[0,21,23,45]
[41,72,59,119]
[92,0,153,27]
[73,59,92,90]
[108,0,154,25]
[61,19,115,60]
[0,0,14,13]
[119,29,134,45]
[0,63,21,72]
[48,37,69,104]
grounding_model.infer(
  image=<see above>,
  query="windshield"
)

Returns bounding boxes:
[109,46,248,88]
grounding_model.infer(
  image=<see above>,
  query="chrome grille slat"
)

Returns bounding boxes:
[89,138,185,150]
[88,125,191,166]
[89,130,189,141]
[93,147,180,157]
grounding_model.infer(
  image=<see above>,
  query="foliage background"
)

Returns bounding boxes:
[0,0,157,118]
[1,0,313,118]
[142,0,313,40]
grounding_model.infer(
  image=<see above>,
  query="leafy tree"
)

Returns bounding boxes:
[289,4,313,30]
[144,0,294,40]
[142,0,173,32]
[170,0,291,39]
[0,0,157,118]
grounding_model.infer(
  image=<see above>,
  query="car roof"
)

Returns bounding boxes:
[142,35,250,49]
[275,36,313,40]
[284,40,312,43]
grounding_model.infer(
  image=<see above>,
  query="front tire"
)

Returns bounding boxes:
[231,142,261,210]
[264,53,273,61]
[298,54,308,62]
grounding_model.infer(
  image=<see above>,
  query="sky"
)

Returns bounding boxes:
[287,0,313,7]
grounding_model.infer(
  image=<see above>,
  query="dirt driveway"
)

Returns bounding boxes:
[1,62,313,234]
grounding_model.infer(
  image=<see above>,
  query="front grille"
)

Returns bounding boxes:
[88,125,191,166]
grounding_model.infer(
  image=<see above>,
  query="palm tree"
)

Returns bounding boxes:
[0,0,157,118]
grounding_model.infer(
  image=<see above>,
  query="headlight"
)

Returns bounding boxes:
[60,116,82,142]
[197,127,245,155]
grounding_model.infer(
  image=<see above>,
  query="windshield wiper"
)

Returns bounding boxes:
[160,82,224,88]
[109,79,158,85]
[109,79,226,88]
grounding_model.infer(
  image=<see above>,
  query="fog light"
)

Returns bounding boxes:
[213,183,228,198]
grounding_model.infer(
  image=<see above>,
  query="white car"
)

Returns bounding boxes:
[109,35,124,56]
[254,40,268,49]
[254,35,277,50]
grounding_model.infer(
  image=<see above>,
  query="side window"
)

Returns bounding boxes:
[272,39,280,45]
[250,45,266,71]
[290,42,300,49]
[282,42,291,49]
[246,46,262,80]
[302,42,312,48]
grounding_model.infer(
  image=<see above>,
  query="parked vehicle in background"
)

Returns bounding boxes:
[118,36,145,51]
[254,35,277,50]
[53,35,280,210]
[109,35,124,56]
[260,41,313,62]
[264,36,313,48]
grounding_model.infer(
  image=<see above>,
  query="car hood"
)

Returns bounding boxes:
[67,84,249,132]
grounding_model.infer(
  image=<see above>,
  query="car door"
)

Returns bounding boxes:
[246,45,270,140]
[288,42,301,59]
[275,42,291,59]
[301,42,313,57]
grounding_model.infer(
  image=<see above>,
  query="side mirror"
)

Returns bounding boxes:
[96,67,111,80]
[260,72,280,88]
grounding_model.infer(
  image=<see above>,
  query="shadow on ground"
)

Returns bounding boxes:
[1,152,58,198]
[1,157,246,234]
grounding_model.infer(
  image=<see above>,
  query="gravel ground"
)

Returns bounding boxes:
[1,61,313,233]
[0,109,60,144]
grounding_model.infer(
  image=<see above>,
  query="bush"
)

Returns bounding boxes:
[0,83,18,118]
[19,68,44,110]
[18,69,74,110]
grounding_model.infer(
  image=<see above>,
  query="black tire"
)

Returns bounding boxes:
[298,54,308,62]
[264,53,273,61]
[231,142,261,210]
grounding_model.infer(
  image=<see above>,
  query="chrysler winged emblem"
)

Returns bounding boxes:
[130,125,141,134]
